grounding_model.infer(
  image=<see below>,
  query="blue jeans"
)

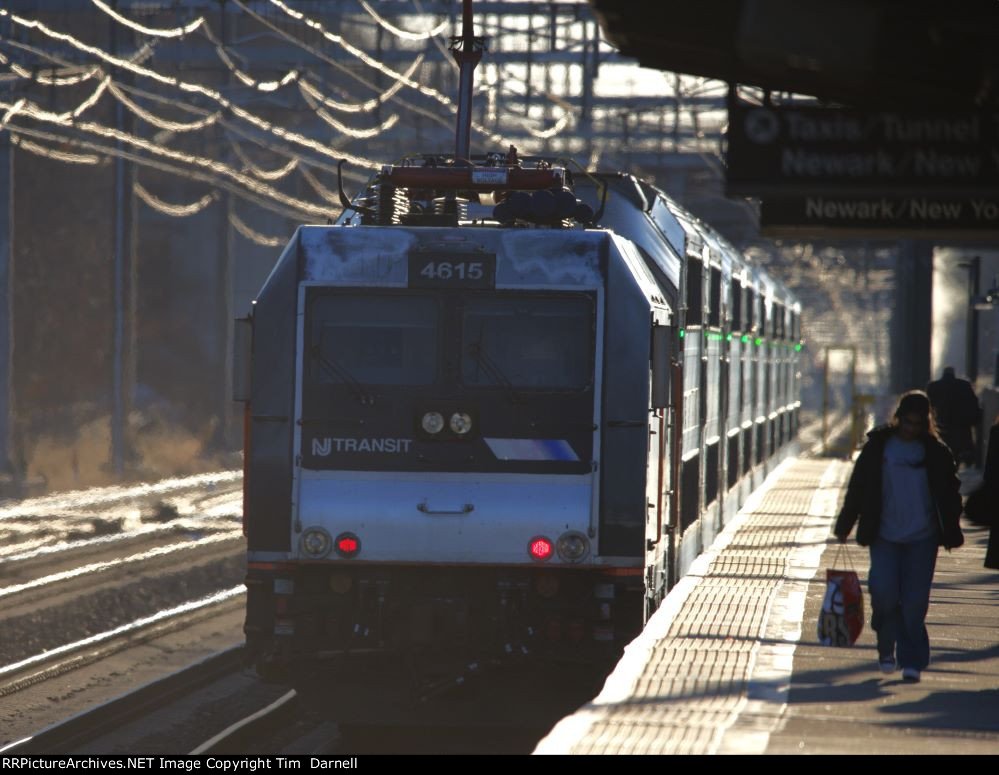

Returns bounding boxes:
[868,536,938,671]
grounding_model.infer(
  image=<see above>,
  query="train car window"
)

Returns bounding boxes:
[461,296,592,390]
[311,295,438,386]
[772,303,782,339]
[649,196,686,258]
[765,360,772,409]
[758,295,766,337]
[731,279,742,331]
[708,266,722,328]
[685,257,703,326]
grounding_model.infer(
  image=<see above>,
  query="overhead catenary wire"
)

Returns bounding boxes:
[298,84,400,138]
[0,0,594,210]
[9,132,104,165]
[3,119,320,222]
[228,138,300,181]
[200,24,301,93]
[1,96,331,221]
[108,81,222,133]
[264,0,448,101]
[0,11,383,169]
[113,77,373,185]
[356,0,448,42]
[296,56,423,114]
[227,0,473,139]
[89,0,205,39]
[2,43,341,180]
[0,37,155,80]
[298,165,342,204]
[4,3,593,152]
[258,0,512,146]
[0,50,103,87]
[230,209,289,247]
[104,79,363,180]
[134,181,218,217]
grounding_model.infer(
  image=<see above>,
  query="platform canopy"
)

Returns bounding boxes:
[587,0,999,110]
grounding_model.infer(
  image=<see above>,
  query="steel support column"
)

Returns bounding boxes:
[890,240,933,393]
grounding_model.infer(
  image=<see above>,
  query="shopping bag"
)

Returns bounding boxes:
[817,546,864,646]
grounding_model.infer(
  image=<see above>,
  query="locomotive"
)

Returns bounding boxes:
[235,2,800,724]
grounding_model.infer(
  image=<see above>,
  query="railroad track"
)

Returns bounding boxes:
[0,469,245,685]
[0,470,242,562]
[0,587,244,700]
[2,643,338,756]
[2,647,246,754]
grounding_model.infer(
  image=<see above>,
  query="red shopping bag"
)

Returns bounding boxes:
[817,546,864,646]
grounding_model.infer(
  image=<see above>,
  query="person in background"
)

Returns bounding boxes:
[969,417,999,572]
[926,366,981,466]
[834,390,964,683]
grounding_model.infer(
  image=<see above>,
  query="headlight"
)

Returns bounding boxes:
[300,527,331,559]
[556,531,589,563]
[422,411,444,434]
[449,412,473,435]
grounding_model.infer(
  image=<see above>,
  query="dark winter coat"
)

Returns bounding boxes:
[926,374,980,462]
[977,425,999,570]
[834,425,964,549]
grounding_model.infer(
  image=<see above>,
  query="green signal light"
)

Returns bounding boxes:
[794,343,802,352]
[754,337,763,346]
[726,333,733,342]
[741,335,750,343]
[679,329,685,338]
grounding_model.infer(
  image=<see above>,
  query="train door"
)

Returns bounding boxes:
[647,309,672,615]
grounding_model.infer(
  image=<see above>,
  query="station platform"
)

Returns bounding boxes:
[535,457,999,755]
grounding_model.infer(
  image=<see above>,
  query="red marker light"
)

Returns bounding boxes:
[529,536,553,561]
[335,532,361,558]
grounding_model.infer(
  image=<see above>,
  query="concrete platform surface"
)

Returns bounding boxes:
[534,457,999,755]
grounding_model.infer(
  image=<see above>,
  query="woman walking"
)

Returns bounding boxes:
[834,390,964,682]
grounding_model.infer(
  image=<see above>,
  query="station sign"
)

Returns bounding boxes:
[726,100,999,196]
[759,194,999,238]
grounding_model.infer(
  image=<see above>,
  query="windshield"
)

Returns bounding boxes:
[462,296,592,390]
[310,295,437,386]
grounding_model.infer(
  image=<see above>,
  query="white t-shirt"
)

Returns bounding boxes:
[880,435,936,542]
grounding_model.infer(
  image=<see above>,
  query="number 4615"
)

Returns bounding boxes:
[419,261,484,281]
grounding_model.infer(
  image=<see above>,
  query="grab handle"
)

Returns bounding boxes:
[417,502,474,515]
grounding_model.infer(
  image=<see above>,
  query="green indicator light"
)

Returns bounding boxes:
[679,329,685,338]
[741,335,749,343]
[726,333,733,342]
[755,338,763,346]
[794,343,802,352]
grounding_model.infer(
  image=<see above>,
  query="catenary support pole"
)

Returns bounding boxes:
[0,11,15,491]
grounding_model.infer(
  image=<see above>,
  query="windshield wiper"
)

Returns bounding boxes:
[468,338,523,406]
[310,345,376,406]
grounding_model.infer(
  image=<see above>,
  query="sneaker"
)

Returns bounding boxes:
[901,667,921,682]
[878,656,896,674]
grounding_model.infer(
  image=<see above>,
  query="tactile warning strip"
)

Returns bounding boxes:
[535,458,850,755]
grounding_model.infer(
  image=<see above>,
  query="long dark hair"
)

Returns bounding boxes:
[889,390,940,439]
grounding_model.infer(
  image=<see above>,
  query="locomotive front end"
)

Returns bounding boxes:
[242,221,654,722]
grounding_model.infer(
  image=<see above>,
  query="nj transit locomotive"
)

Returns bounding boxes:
[235,160,801,719]
[236,5,800,723]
